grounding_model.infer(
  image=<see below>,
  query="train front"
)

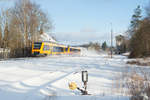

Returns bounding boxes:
[32,42,42,56]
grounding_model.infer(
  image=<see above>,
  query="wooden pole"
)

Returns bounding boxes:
[111,23,113,58]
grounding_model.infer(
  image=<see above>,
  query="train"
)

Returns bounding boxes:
[32,41,81,56]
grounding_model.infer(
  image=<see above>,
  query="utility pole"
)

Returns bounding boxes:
[110,23,113,58]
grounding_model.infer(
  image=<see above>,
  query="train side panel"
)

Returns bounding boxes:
[32,42,81,56]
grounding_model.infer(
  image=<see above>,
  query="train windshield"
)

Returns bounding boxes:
[33,42,42,49]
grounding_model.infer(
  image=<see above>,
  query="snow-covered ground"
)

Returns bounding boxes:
[0,53,130,100]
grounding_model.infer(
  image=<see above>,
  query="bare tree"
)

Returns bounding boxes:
[0,9,10,47]
[0,0,53,58]
[3,22,9,48]
[4,0,53,57]
[0,26,2,48]
[10,0,52,47]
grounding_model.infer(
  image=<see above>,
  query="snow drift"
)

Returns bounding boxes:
[39,33,56,43]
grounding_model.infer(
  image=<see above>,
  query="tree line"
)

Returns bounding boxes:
[127,3,150,58]
[0,0,52,58]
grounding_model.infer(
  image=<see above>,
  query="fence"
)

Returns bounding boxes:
[0,47,32,60]
[0,48,10,59]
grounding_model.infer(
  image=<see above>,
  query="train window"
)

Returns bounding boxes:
[70,48,80,52]
[34,42,42,49]
[52,47,57,52]
[53,46,64,52]
[73,49,77,52]
[60,47,64,52]
[65,48,68,51]
[74,49,80,52]
[70,48,73,52]
[43,45,50,51]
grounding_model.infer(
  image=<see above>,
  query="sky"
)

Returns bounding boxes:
[0,0,149,45]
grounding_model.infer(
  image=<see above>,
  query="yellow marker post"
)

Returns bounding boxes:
[68,82,77,90]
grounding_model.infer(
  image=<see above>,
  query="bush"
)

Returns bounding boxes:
[129,18,150,58]
[126,70,150,100]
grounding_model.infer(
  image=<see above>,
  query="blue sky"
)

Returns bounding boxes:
[0,0,149,45]
[35,0,149,44]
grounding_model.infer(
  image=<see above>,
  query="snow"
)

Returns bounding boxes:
[39,33,56,43]
[0,53,130,100]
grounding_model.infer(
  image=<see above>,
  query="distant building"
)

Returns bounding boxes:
[115,35,126,54]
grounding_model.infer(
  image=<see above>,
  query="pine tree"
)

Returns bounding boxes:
[129,5,142,37]
[102,41,107,51]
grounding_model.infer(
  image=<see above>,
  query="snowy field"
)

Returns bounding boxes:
[0,53,130,100]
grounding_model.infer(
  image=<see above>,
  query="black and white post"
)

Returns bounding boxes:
[82,71,88,95]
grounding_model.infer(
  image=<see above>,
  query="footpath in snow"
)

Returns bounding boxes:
[0,54,130,100]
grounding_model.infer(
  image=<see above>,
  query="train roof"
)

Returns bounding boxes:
[33,41,81,49]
